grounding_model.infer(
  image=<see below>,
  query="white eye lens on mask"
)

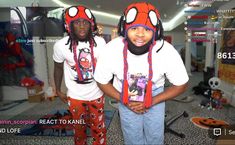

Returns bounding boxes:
[68,7,78,17]
[149,11,158,26]
[85,9,92,19]
[126,8,137,24]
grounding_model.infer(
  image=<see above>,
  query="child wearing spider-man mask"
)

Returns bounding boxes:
[53,5,106,145]
[94,2,189,144]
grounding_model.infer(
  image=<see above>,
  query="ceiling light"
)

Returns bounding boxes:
[52,0,120,19]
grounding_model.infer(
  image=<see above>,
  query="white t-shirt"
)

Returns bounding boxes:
[53,36,106,101]
[94,37,189,99]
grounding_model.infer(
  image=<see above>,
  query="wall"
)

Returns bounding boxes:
[164,31,185,54]
[101,25,116,35]
[0,8,10,21]
[1,86,28,100]
[33,37,49,89]
[95,16,119,28]
[46,36,66,93]
[164,31,185,46]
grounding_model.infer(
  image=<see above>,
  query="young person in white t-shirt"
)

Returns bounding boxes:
[53,5,106,145]
[94,2,189,144]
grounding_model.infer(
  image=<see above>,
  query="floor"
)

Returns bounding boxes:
[0,72,235,145]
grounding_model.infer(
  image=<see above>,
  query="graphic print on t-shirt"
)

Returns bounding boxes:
[69,47,93,84]
[78,48,93,82]
[128,73,147,102]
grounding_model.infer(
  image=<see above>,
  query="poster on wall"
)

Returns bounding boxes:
[218,11,235,84]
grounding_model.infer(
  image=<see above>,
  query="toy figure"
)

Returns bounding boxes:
[199,77,224,110]
[208,77,223,109]
[0,32,26,70]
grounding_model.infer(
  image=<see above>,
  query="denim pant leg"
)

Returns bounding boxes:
[119,103,144,145]
[143,87,165,145]
[119,87,165,145]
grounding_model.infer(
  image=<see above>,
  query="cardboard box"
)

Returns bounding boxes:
[27,85,43,96]
[27,85,44,103]
[28,92,45,103]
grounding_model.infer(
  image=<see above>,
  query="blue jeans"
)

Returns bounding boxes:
[119,87,165,145]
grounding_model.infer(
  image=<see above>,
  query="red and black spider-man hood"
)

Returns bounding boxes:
[64,5,96,33]
[123,2,161,35]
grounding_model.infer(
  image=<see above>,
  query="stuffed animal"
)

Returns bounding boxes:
[1,32,26,70]
[199,77,227,110]
[209,77,223,109]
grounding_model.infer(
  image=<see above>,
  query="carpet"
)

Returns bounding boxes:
[18,109,115,136]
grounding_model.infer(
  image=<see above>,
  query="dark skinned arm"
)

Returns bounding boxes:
[97,82,121,101]
[54,61,67,103]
